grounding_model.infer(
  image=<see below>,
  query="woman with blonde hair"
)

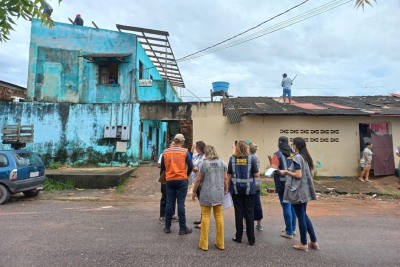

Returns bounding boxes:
[192,145,229,251]
[228,141,260,246]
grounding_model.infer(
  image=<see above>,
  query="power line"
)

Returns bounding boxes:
[177,0,352,62]
[184,87,204,102]
[177,0,310,62]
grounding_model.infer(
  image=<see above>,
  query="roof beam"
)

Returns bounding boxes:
[116,24,169,36]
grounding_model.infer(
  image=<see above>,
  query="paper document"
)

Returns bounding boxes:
[265,168,279,177]
[223,193,233,209]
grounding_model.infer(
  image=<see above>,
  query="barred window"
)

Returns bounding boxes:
[99,64,118,85]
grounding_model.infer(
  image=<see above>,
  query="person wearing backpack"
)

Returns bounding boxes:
[271,136,297,239]
[228,141,260,246]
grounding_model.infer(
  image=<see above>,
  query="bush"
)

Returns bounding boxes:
[43,178,75,191]
[47,162,64,169]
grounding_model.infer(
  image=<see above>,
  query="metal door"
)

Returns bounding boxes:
[371,132,395,176]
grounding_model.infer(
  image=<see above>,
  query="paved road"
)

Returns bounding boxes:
[1,195,399,267]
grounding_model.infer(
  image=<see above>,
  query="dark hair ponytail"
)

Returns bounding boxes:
[293,137,314,170]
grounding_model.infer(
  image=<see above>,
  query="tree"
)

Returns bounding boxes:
[355,0,377,10]
[0,0,62,42]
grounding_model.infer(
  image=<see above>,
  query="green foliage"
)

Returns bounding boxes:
[43,178,74,191]
[115,177,131,194]
[0,0,62,42]
[260,180,275,196]
[47,161,63,169]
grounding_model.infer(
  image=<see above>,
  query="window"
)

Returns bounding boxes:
[139,61,144,79]
[0,154,8,167]
[99,64,118,85]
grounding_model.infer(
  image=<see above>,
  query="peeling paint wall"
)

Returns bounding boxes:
[5,20,183,165]
[0,102,140,165]
[28,19,137,104]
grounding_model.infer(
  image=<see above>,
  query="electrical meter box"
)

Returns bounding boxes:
[119,126,130,140]
[104,125,117,138]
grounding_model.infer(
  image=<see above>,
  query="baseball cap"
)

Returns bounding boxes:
[173,133,185,143]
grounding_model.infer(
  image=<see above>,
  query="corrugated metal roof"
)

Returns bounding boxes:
[222,96,400,124]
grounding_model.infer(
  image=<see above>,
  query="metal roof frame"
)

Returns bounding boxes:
[116,24,185,88]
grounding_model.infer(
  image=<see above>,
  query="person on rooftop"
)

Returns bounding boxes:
[74,14,84,26]
[281,73,293,104]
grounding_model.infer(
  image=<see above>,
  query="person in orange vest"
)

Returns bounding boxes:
[161,134,193,235]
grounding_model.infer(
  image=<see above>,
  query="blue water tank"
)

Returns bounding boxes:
[212,81,229,93]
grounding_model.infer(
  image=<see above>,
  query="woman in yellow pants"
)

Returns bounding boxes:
[192,145,230,251]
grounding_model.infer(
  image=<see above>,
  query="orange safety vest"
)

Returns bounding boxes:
[163,147,189,181]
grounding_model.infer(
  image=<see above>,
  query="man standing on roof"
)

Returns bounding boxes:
[74,14,84,26]
[281,73,293,104]
[161,134,194,235]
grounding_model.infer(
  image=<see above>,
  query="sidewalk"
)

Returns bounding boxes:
[40,167,400,202]
[264,175,400,195]
[313,175,400,195]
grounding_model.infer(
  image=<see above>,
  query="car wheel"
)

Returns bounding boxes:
[23,189,40,197]
[0,184,11,205]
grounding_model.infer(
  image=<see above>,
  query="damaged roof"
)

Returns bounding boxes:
[116,24,185,88]
[222,95,400,124]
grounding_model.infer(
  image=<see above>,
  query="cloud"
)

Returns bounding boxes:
[0,0,399,100]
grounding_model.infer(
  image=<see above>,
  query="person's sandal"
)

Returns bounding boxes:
[293,243,309,252]
[309,242,320,250]
[358,177,365,182]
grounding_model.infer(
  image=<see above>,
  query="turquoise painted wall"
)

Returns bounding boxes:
[6,20,185,165]
[0,102,141,165]
[28,19,136,104]
[135,44,181,102]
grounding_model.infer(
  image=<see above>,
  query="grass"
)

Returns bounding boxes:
[260,180,275,196]
[115,178,131,194]
[43,178,75,191]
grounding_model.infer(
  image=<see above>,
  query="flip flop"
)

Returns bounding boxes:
[358,178,365,182]
[193,220,201,225]
[194,224,201,229]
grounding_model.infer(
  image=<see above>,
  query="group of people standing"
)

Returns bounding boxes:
[158,133,319,252]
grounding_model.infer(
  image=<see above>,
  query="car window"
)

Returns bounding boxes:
[13,153,43,167]
[0,154,8,167]
[14,154,30,166]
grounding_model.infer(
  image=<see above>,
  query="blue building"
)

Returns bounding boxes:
[0,20,189,165]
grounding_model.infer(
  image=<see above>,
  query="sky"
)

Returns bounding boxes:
[0,0,399,102]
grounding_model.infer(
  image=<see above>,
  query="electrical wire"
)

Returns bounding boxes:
[177,0,352,62]
[184,87,204,102]
[177,0,310,62]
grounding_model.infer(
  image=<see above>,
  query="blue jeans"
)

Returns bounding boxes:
[165,180,188,231]
[293,202,317,245]
[254,190,263,221]
[278,192,296,235]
